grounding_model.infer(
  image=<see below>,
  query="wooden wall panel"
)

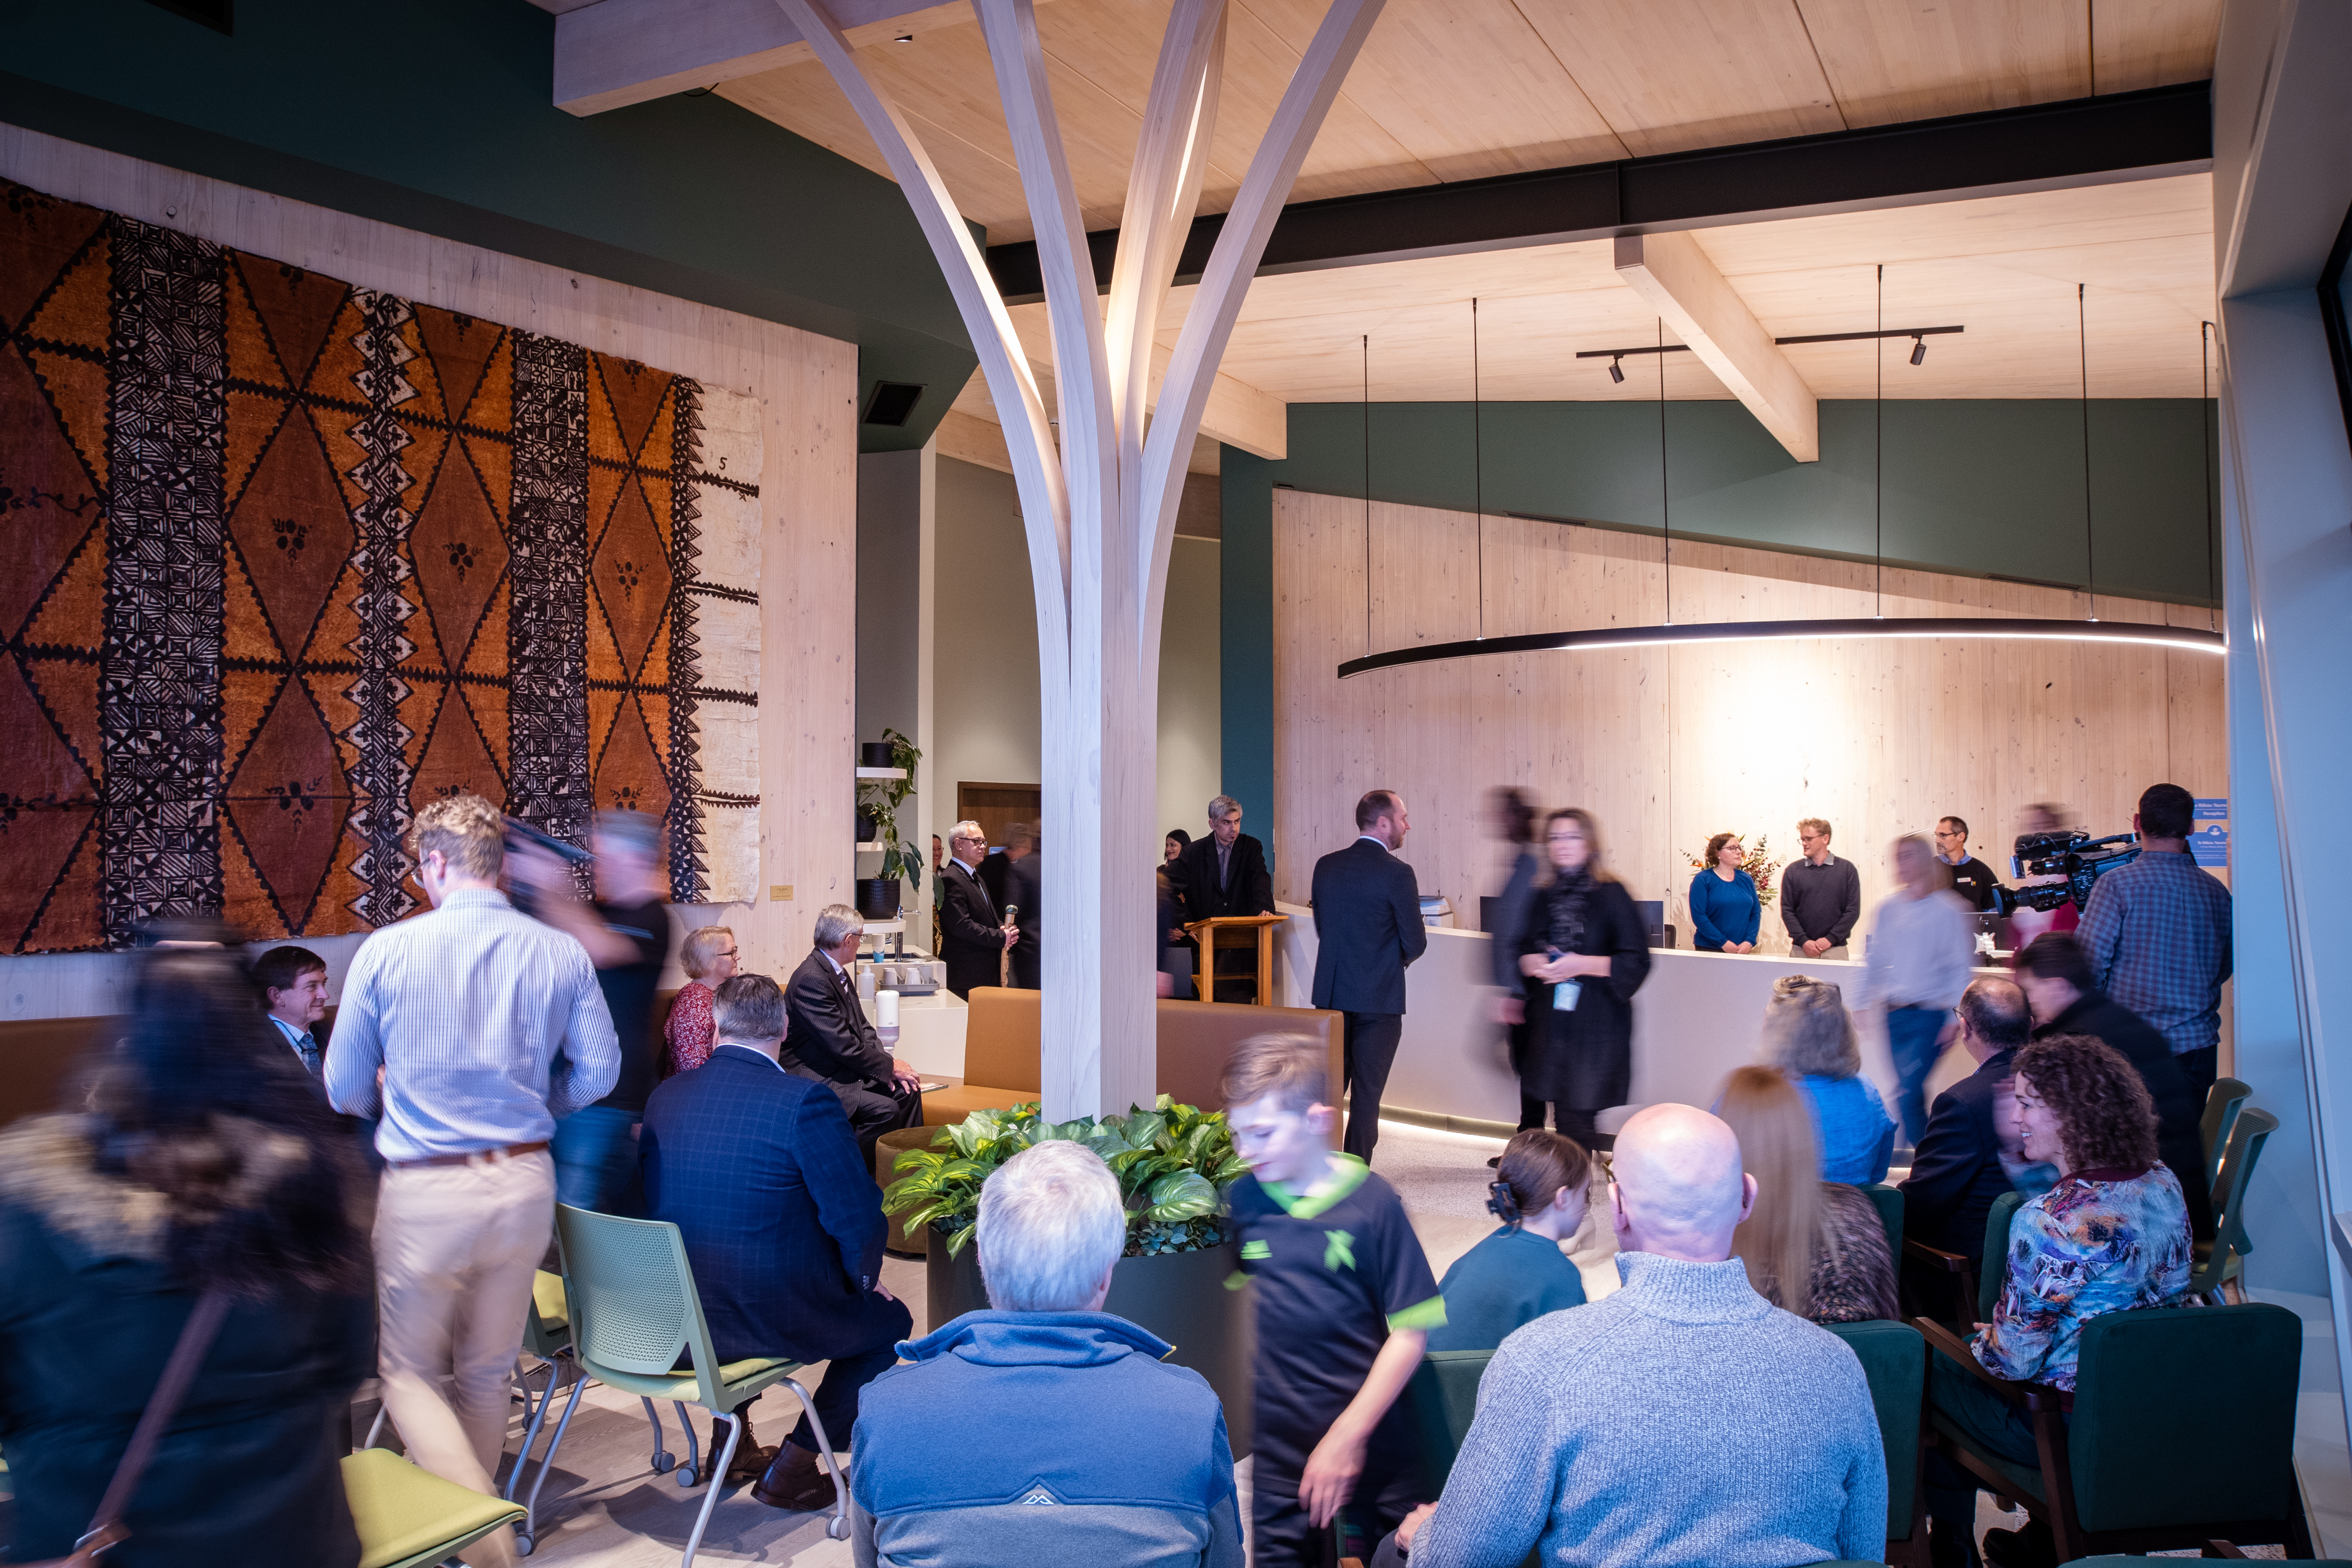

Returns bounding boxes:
[0,126,858,1013]
[1271,490,2227,947]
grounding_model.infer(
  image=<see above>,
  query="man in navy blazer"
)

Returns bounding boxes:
[1900,977,2039,1313]
[1309,790,1427,1163]
[639,972,914,1512]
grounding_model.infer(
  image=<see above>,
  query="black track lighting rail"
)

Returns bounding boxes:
[1772,326,1965,345]
[1573,344,1692,359]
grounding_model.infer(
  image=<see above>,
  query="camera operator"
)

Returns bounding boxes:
[2078,783,2232,1095]
[511,810,676,1214]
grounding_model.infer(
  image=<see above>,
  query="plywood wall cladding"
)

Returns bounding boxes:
[1270,489,2225,947]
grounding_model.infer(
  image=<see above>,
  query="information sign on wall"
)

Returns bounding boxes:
[2193,797,2230,868]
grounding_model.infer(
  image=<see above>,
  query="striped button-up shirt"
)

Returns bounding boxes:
[2079,848,2233,1055]
[326,887,620,1162]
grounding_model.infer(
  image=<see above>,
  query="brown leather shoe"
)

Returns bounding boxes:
[721,1412,776,1485]
[750,1442,840,1512]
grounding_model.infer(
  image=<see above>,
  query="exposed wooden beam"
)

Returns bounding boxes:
[1614,230,1818,463]
[554,0,1017,118]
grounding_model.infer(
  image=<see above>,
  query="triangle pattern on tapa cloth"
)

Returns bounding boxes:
[410,684,507,811]
[0,653,100,951]
[591,697,673,830]
[593,352,669,461]
[0,341,103,642]
[0,183,104,336]
[590,475,673,679]
[228,405,356,660]
[415,304,503,427]
[230,251,351,390]
[225,676,352,932]
[410,440,510,668]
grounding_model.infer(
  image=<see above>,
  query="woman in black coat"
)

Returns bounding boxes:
[1517,808,1653,1151]
[0,944,376,1567]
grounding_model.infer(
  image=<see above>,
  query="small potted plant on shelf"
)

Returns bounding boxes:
[884,1096,1259,1453]
[854,727,922,920]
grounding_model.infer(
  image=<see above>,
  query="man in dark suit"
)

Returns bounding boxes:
[1309,789,1427,1164]
[2014,931,2213,1239]
[1170,795,1276,1001]
[1901,978,2035,1313]
[939,820,1015,998]
[1003,827,1041,989]
[640,972,915,1510]
[781,904,926,1162]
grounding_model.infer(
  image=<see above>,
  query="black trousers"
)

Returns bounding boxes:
[731,1293,914,1456]
[2177,1044,2219,1099]
[1251,1423,1421,1568]
[831,1079,926,1168]
[1341,1012,1403,1164]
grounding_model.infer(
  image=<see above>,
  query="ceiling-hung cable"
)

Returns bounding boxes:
[2079,283,2096,621]
[2201,320,2217,631]
[1658,316,1671,625]
[1472,296,1485,641]
[1363,332,1372,657]
[1875,263,1884,618]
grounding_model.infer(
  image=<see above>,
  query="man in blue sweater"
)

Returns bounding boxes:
[1384,1104,1886,1568]
[846,1140,1242,1566]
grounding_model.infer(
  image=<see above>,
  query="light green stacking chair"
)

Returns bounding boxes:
[343,1447,526,1568]
[550,1203,850,1564]
[2189,1106,2276,1303]
[2200,1077,2253,1187]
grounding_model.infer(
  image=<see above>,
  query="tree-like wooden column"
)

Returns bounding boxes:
[774,0,1384,1117]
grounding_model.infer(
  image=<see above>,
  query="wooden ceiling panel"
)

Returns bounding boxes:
[1796,0,2090,126]
[1510,0,1847,156]
[2092,0,2223,95]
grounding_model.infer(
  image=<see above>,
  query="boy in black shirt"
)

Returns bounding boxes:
[1224,1035,1444,1567]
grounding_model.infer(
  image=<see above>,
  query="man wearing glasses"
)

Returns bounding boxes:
[940,820,1017,999]
[1933,816,2004,913]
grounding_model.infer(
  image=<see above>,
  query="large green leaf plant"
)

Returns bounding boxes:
[883,1095,1250,1259]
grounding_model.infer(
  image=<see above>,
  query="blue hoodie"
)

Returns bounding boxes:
[850,1309,1243,1567]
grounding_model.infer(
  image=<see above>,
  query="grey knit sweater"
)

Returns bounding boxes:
[1401,1251,1886,1568]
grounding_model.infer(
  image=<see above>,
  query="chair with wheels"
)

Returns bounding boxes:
[2189,1106,2276,1304]
[1914,1303,2309,1561]
[1902,1189,2025,1331]
[2201,1078,2253,1187]
[1824,1319,1929,1568]
[344,1447,527,1568]
[550,1203,850,1565]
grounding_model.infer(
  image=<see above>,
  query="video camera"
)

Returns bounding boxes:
[1999,830,2140,914]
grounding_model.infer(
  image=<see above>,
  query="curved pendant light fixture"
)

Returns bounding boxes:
[1334,275,2224,679]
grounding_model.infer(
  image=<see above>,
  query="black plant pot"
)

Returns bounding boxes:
[927,1229,1254,1457]
[854,878,902,920]
[856,808,878,842]
[860,741,897,769]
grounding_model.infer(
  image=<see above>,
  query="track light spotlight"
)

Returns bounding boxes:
[1910,335,1927,366]
[1608,355,1625,384]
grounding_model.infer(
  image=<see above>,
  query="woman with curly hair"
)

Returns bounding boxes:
[1688,831,1760,953]
[0,944,376,1566]
[1922,1031,2193,1567]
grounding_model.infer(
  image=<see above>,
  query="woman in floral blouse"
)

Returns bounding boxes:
[1921,1031,2193,1566]
[663,925,738,1075]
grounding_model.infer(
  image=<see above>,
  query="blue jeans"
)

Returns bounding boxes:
[1885,1006,1949,1148]
[552,1105,639,1215]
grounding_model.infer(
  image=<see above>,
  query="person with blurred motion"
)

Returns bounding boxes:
[1689,832,1761,953]
[781,904,926,1164]
[1428,1129,1590,1352]
[664,925,739,1075]
[328,794,617,1566]
[1860,834,1976,1149]
[1004,822,1042,989]
[1716,1066,1899,1324]
[2007,803,2082,948]
[1934,816,2005,913]
[1759,974,1894,1185]
[1781,818,1862,959]
[2014,931,2211,1240]
[1516,809,1652,1152]
[940,821,1017,999]
[0,945,377,1567]
[1172,795,1278,1001]
[1900,977,2049,1316]
[1311,790,1429,1162]
[1381,1104,1885,1568]
[2078,782,2233,1096]
[639,972,912,1505]
[512,810,674,1215]
[1485,787,1546,1154]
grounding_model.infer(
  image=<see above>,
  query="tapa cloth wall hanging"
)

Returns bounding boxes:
[0,179,762,952]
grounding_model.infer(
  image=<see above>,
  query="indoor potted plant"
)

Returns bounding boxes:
[854,728,922,920]
[884,1096,1259,1453]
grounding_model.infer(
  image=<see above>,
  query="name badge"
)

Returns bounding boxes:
[1553,980,1582,1013]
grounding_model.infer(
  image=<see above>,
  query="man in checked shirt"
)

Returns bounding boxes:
[2079,783,2234,1098]
[327,794,619,1566]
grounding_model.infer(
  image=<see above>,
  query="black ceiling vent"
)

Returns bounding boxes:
[862,382,927,427]
[143,0,232,32]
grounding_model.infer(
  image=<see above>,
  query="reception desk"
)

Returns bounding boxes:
[1272,900,1986,1131]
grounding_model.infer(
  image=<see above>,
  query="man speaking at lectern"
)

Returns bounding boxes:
[1311,790,1427,1165]
[1171,794,1276,1001]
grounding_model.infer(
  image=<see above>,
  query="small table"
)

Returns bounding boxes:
[1183,913,1288,1004]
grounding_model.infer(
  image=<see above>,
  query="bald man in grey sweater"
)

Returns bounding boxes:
[1382,1105,1886,1568]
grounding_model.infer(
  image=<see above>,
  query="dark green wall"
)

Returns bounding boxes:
[0,0,975,452]
[1220,397,2222,836]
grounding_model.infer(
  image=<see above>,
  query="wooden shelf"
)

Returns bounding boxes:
[855,766,908,780]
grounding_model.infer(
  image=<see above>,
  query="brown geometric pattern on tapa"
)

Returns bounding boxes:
[0,180,757,949]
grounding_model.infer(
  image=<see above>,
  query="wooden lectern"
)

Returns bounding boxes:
[1184,913,1288,1005]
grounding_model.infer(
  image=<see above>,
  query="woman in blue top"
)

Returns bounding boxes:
[1762,974,1896,1184]
[1689,832,1761,952]
[1427,1130,1589,1352]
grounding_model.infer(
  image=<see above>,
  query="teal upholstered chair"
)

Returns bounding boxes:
[1916,1303,2309,1560]
[1825,1319,1927,1567]
[1857,1182,1903,1257]
[1904,1189,2024,1330]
